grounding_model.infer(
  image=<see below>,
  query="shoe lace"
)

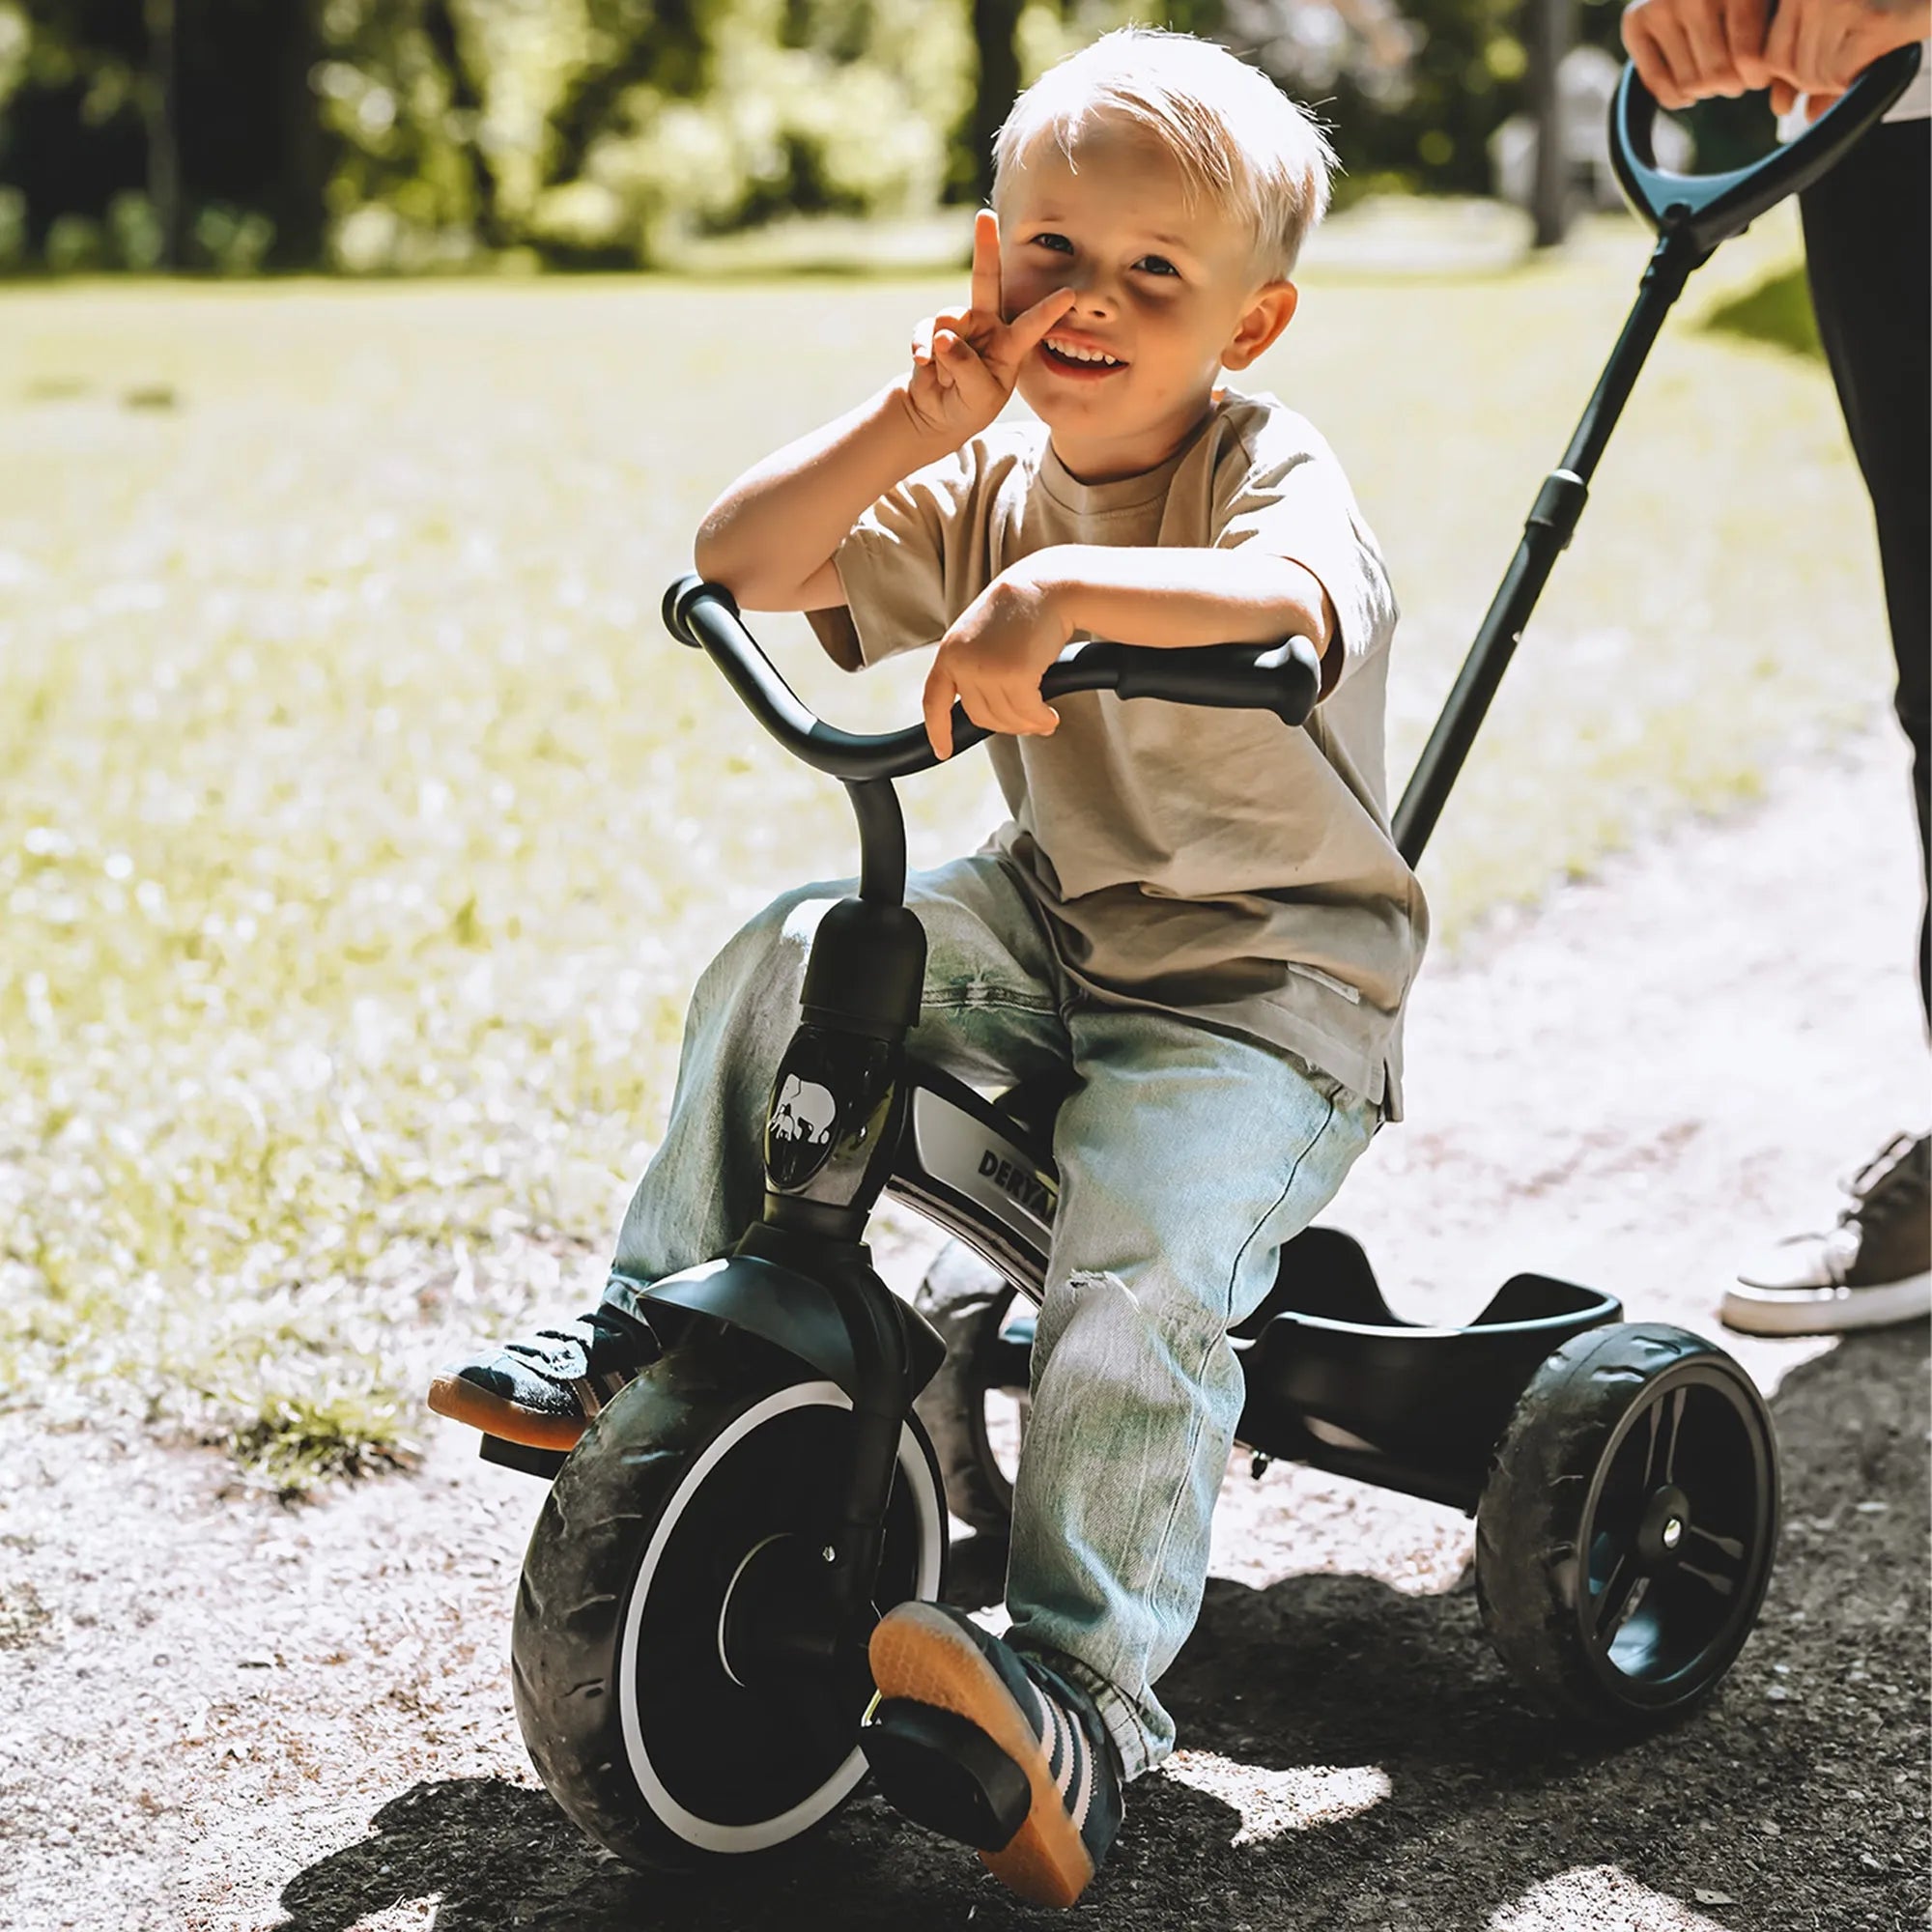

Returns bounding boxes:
[1840,1133,1930,1232]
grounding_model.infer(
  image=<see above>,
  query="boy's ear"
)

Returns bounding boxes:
[1221,281,1298,372]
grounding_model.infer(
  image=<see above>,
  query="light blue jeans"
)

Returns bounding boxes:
[602,852,1378,1779]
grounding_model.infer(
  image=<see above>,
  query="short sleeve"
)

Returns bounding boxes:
[1212,412,1397,700]
[805,441,982,671]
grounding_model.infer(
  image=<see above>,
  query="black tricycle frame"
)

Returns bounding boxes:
[501,44,1921,1814]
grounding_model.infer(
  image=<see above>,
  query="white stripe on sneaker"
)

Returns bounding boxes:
[1063,1706,1092,1831]
[1041,1691,1070,1789]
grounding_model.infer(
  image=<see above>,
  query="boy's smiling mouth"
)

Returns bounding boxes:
[1040,331,1128,378]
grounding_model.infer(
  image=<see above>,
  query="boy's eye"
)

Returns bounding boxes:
[1138,255,1179,278]
[1030,232,1073,253]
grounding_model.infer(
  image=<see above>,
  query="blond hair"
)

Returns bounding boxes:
[991,27,1336,281]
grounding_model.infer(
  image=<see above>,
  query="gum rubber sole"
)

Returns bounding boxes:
[1719,1268,1932,1336]
[426,1374,588,1453]
[867,1604,1096,1909]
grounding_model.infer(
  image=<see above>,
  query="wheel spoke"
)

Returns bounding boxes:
[1686,1521,1746,1570]
[1642,1385,1688,1489]
[1677,1560,1738,1599]
[1679,1523,1747,1599]
[1592,1547,1645,1638]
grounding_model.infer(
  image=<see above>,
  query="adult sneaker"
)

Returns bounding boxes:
[1722,1131,1931,1336]
[427,1302,657,1450]
[865,1600,1122,1909]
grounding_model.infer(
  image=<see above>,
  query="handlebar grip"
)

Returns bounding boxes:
[1610,43,1923,254]
[665,574,1321,781]
[1044,637,1321,727]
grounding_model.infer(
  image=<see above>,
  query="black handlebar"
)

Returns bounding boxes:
[1610,43,1922,255]
[663,574,1321,781]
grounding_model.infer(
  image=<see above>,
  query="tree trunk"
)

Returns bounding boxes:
[275,0,329,266]
[145,0,182,268]
[1526,0,1573,249]
[962,0,1023,204]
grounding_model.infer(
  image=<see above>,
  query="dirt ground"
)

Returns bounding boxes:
[1,718,1926,1932]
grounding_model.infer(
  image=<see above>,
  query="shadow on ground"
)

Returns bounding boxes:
[274,1329,1928,1932]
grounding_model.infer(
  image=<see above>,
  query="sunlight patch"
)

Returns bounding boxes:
[1487,1864,1734,1930]
[1157,1751,1391,1844]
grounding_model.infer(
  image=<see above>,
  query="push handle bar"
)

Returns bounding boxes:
[663,574,1321,781]
[1610,42,1922,255]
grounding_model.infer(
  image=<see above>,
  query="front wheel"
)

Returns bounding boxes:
[1475,1322,1779,1730]
[512,1339,948,1868]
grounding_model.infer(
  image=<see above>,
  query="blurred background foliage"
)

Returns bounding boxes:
[0,0,1643,274]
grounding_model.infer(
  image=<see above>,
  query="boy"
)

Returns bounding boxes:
[431,27,1426,1908]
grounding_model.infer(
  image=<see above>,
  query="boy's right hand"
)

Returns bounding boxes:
[903,211,1077,447]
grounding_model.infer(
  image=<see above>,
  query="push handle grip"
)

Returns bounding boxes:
[664,575,1321,781]
[1610,43,1922,254]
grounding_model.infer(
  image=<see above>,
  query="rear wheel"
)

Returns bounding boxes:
[1476,1322,1779,1729]
[512,1339,947,1868]
[910,1243,1034,1537]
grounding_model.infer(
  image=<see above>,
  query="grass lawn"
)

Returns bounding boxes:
[0,203,1889,1484]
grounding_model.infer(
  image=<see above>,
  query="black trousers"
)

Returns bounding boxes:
[1800,116,1931,1028]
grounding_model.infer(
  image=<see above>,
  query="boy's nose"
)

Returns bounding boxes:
[1065,273,1119,321]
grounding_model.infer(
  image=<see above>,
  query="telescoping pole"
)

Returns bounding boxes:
[1391,224,1706,870]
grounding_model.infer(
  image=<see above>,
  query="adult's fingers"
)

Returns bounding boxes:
[1790,0,1834,90]
[1722,0,1773,88]
[1763,0,1799,85]
[969,211,1003,336]
[1625,6,1695,106]
[1677,0,1744,92]
[1803,12,1864,93]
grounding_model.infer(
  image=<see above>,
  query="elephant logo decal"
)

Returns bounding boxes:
[770,1074,838,1147]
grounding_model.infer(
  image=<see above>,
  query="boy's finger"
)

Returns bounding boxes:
[922,665,958,760]
[1006,286,1078,356]
[1009,689,1061,736]
[969,211,1003,327]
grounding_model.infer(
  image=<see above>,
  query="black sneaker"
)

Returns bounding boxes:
[865,1601,1122,1909]
[1723,1131,1931,1336]
[427,1302,657,1450]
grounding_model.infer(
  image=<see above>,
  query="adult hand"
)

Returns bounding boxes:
[1761,0,1930,116]
[901,211,1076,449]
[1621,0,1775,106]
[1622,0,1928,115]
[921,563,1073,759]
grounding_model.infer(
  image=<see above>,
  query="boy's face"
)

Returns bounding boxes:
[996,113,1297,483]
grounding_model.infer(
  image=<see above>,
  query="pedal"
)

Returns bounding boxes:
[478,1435,569,1481]
[861,1698,1031,1851]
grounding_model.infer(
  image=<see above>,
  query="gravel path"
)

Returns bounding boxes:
[0,718,1924,1932]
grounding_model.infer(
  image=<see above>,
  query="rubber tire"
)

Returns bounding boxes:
[511,1333,947,1869]
[911,1243,1029,1538]
[1475,1321,1779,1731]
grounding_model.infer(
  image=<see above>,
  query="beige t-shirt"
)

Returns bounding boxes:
[808,388,1428,1117]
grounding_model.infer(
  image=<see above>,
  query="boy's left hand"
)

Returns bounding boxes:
[923,566,1073,759]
